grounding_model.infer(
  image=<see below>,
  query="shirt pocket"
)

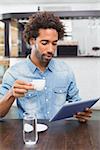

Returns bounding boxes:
[53,87,67,106]
[23,90,40,111]
[24,90,38,103]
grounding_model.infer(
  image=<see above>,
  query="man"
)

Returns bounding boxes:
[0,11,92,122]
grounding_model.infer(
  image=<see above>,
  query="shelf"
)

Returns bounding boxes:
[2,10,100,20]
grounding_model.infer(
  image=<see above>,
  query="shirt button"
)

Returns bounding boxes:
[47,112,49,114]
[45,87,47,90]
[46,99,48,102]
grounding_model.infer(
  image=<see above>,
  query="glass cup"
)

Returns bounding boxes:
[23,112,38,145]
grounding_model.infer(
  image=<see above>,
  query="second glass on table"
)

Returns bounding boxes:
[23,112,38,145]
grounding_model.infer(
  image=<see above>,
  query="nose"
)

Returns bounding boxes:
[47,43,55,53]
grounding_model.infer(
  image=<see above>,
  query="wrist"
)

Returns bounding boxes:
[6,89,15,102]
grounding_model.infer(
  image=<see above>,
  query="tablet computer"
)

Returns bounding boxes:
[50,97,100,122]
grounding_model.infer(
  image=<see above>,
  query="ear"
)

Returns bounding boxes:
[29,38,35,45]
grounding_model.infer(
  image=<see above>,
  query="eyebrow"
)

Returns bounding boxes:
[41,40,58,42]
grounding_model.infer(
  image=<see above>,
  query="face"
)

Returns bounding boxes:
[30,28,58,66]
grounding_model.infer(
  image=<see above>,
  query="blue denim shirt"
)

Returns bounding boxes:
[0,57,81,119]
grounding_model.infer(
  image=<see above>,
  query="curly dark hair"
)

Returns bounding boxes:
[23,11,65,44]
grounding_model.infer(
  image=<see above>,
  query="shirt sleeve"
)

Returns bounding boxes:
[66,69,81,102]
[0,69,16,99]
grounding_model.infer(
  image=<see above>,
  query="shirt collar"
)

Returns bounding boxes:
[26,55,55,73]
[46,59,55,72]
[26,55,37,73]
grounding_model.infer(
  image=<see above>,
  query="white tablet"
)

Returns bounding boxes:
[50,97,100,122]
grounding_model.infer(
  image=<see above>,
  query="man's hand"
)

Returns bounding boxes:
[12,80,34,98]
[74,108,92,123]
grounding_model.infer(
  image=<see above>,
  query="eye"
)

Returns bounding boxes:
[41,41,48,45]
[53,42,57,46]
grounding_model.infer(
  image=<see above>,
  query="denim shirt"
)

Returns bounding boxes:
[0,57,81,119]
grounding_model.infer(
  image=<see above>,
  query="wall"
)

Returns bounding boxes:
[58,57,100,109]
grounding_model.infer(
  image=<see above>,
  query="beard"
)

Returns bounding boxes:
[33,44,54,66]
[36,51,54,67]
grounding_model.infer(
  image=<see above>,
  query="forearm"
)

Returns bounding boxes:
[0,80,34,118]
[0,89,15,117]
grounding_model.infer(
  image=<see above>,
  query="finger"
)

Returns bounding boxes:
[76,108,92,115]
[13,89,28,98]
[75,114,89,120]
[85,108,93,113]
[74,115,89,122]
[13,88,28,94]
[78,118,87,123]
[14,93,26,98]
[76,111,92,117]
[15,80,32,85]
[13,83,34,90]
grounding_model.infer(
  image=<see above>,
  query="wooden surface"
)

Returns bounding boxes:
[0,119,100,150]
